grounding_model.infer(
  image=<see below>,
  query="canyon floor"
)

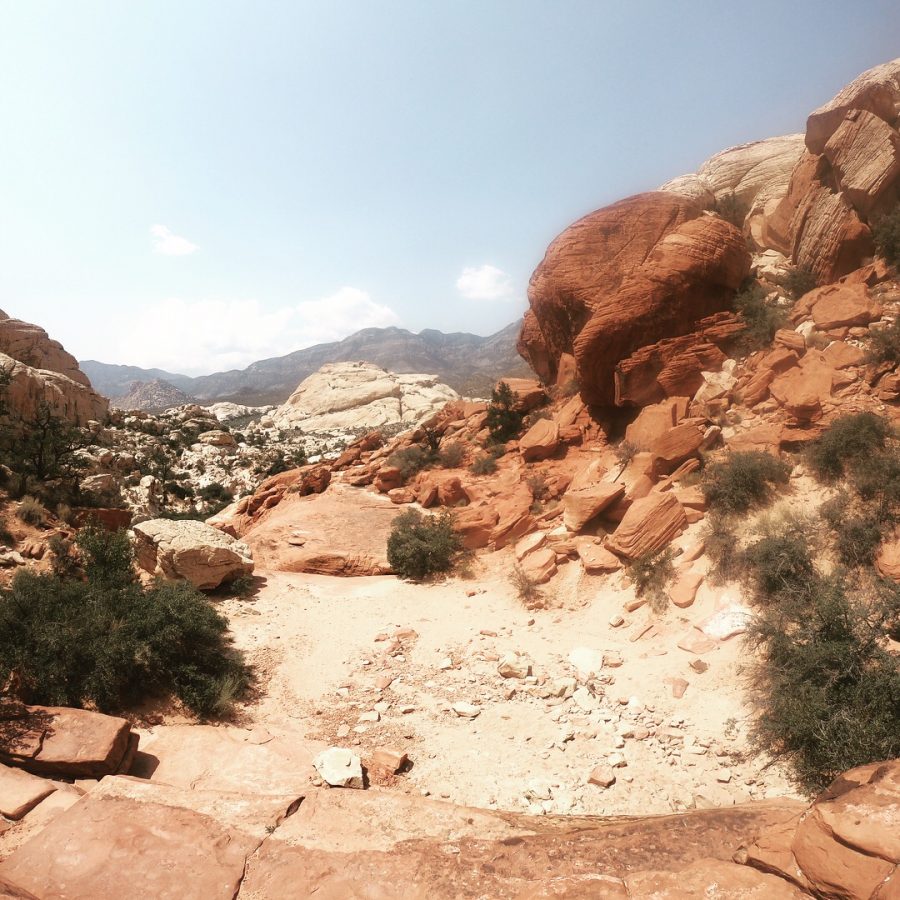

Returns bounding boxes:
[134,486,802,820]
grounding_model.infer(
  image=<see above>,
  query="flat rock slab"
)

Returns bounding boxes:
[0,706,132,779]
[0,776,300,900]
[0,765,56,820]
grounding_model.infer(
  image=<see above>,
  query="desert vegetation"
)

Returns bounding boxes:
[0,527,250,717]
[386,508,462,580]
[732,283,788,352]
[485,381,523,443]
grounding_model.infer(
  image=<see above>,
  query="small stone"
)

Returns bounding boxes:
[671,678,689,699]
[497,653,531,679]
[689,659,709,674]
[608,752,627,768]
[375,675,394,690]
[480,629,498,637]
[439,657,453,670]
[370,748,409,774]
[609,614,625,628]
[336,724,350,739]
[358,710,380,722]
[587,766,616,788]
[452,702,481,718]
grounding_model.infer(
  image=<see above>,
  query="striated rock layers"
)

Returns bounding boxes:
[271,361,458,432]
[763,57,900,284]
[0,310,108,424]
[519,192,750,407]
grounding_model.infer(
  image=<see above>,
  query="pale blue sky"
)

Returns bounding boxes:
[0,1,897,374]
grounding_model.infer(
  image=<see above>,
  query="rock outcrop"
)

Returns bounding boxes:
[132,519,254,589]
[271,361,458,432]
[519,192,750,406]
[111,378,197,412]
[0,310,108,425]
[764,58,900,283]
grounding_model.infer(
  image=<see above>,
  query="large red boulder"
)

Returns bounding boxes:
[519,192,749,407]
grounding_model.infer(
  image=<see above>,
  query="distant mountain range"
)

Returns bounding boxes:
[81,322,530,407]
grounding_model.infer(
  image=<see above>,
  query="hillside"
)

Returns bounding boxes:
[82,321,529,405]
[110,378,198,412]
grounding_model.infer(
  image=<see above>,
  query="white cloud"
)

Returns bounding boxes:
[456,264,514,301]
[150,224,199,256]
[109,288,400,374]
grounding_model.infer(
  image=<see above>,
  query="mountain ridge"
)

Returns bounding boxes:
[81,321,529,405]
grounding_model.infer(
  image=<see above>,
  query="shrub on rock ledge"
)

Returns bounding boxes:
[387,509,461,580]
[0,527,249,717]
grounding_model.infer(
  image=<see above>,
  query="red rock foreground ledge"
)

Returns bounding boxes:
[1,759,899,897]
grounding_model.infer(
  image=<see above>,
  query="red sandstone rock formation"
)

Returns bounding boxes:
[519,192,749,407]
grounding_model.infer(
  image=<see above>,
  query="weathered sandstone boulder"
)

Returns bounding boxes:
[520,192,749,406]
[605,491,687,560]
[563,483,625,532]
[0,311,108,425]
[790,281,882,330]
[519,418,560,461]
[271,361,457,432]
[0,704,133,778]
[0,765,57,821]
[133,519,254,589]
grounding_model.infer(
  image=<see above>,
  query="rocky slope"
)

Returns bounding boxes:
[82,321,530,405]
[270,361,458,432]
[0,310,108,425]
[520,56,900,411]
[111,378,197,412]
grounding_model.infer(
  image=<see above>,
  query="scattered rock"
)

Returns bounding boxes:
[313,748,365,789]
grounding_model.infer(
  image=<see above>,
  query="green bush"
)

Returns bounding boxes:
[782,266,817,300]
[714,191,748,228]
[872,203,900,266]
[704,514,742,584]
[742,516,816,603]
[485,381,523,444]
[387,445,435,482]
[437,442,465,469]
[808,413,891,481]
[867,319,900,366]
[198,482,233,504]
[469,454,498,476]
[834,515,883,568]
[16,496,47,527]
[0,527,249,717]
[626,547,676,613]
[733,283,787,352]
[749,571,900,793]
[386,509,462,580]
[701,451,790,514]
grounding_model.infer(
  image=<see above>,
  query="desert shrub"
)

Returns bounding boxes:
[469,454,498,476]
[701,451,790,514]
[0,527,249,716]
[714,191,748,228]
[485,381,523,444]
[526,473,549,501]
[55,503,74,525]
[198,482,233,504]
[613,440,638,470]
[555,377,580,398]
[0,525,13,546]
[742,515,816,603]
[749,571,900,793]
[511,564,542,609]
[808,412,891,481]
[834,515,883,568]
[782,266,817,300]
[437,442,465,469]
[523,408,552,429]
[704,514,742,584]
[867,319,900,366]
[387,445,435,482]
[733,284,787,352]
[627,547,676,613]
[386,509,462,580]
[872,203,900,266]
[16,496,47,527]
[262,447,308,478]
[47,534,78,578]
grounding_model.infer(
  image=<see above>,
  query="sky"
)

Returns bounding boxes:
[0,2,898,376]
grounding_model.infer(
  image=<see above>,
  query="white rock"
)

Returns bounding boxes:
[313,747,364,789]
[452,703,481,719]
[567,647,604,679]
[497,653,531,679]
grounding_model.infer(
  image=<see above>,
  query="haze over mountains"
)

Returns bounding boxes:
[81,321,528,406]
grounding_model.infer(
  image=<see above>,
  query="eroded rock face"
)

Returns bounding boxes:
[0,311,108,425]
[766,58,900,283]
[520,192,749,407]
[271,361,458,432]
[132,518,254,590]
